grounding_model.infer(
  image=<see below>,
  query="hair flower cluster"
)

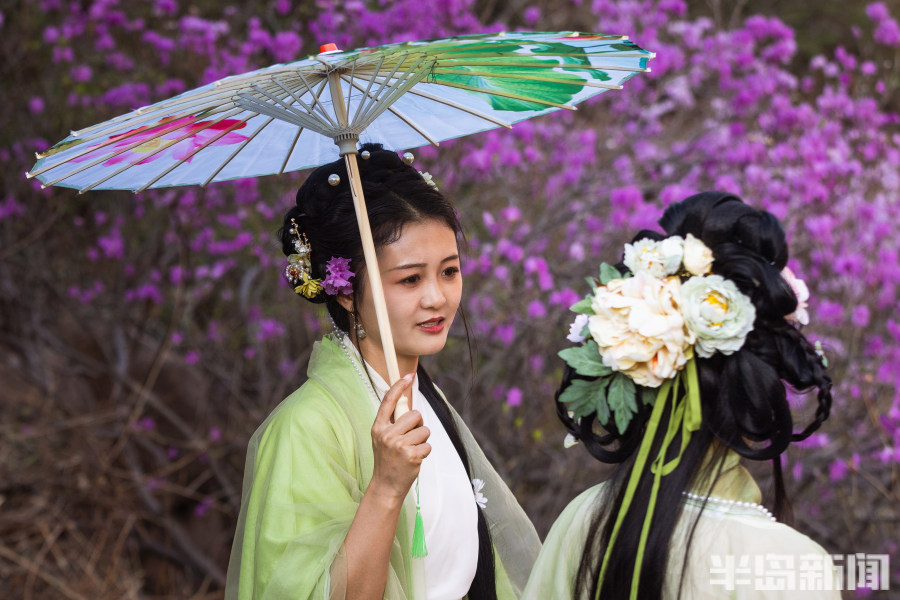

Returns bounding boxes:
[558,235,756,432]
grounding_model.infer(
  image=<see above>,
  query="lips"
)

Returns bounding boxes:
[417,317,445,332]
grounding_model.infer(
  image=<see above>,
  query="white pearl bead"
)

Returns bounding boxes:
[681,491,776,521]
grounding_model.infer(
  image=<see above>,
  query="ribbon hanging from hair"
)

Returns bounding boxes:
[596,352,701,600]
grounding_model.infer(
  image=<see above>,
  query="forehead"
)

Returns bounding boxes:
[379,220,459,262]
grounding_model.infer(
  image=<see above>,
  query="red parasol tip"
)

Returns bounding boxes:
[318,43,340,54]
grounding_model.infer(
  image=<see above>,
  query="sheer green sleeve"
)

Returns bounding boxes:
[522,485,603,599]
[226,380,362,599]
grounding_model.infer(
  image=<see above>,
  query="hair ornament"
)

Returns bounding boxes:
[781,266,810,325]
[284,218,324,299]
[559,233,764,598]
[360,150,371,159]
[418,171,439,191]
[327,173,341,186]
[323,256,355,296]
[402,151,415,165]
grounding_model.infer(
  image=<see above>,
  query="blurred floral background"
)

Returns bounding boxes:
[1,0,899,597]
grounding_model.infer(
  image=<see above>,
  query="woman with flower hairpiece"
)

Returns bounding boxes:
[523,192,838,600]
[225,143,539,600]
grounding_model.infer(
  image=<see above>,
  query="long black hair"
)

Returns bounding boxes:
[557,192,833,600]
[280,143,497,599]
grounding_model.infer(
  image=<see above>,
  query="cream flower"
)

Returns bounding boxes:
[588,273,694,387]
[680,275,756,358]
[623,237,684,278]
[682,233,714,276]
[781,267,810,325]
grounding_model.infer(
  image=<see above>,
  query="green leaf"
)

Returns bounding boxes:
[558,378,610,422]
[429,44,598,112]
[569,296,593,314]
[641,386,657,406]
[558,340,612,377]
[599,263,623,285]
[584,276,598,287]
[608,373,637,432]
[580,322,590,339]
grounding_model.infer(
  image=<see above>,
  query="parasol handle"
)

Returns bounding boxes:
[343,151,410,419]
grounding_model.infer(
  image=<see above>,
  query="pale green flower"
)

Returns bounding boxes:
[680,275,755,358]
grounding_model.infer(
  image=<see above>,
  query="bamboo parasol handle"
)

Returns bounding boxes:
[343,152,410,418]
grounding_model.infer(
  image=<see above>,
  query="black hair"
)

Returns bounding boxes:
[557,191,833,600]
[280,143,496,599]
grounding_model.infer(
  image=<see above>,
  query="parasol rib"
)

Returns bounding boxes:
[245,84,331,130]
[74,106,249,193]
[134,116,254,193]
[431,69,624,89]
[30,104,236,174]
[354,54,412,125]
[430,69,622,90]
[399,87,513,128]
[351,54,387,125]
[278,125,304,175]
[201,116,275,187]
[393,78,577,110]
[39,106,246,187]
[294,70,337,128]
[341,75,440,147]
[433,61,649,72]
[356,59,433,130]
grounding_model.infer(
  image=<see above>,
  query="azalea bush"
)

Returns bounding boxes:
[1,0,898,597]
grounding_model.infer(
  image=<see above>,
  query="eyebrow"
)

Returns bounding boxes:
[388,255,460,272]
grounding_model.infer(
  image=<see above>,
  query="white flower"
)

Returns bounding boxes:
[472,478,487,509]
[564,433,580,448]
[680,275,756,358]
[567,313,589,343]
[682,233,714,276]
[623,237,684,278]
[781,267,810,325]
[588,273,695,387]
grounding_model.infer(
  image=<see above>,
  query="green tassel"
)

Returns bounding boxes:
[411,506,428,558]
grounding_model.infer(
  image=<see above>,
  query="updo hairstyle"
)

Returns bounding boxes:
[558,191,832,464]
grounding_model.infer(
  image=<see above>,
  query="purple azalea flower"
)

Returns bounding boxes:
[323,256,354,296]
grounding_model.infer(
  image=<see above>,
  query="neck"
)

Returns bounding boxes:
[355,335,419,384]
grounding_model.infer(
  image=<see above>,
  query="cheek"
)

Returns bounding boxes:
[447,280,463,311]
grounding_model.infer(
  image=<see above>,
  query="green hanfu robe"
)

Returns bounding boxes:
[225,334,540,600]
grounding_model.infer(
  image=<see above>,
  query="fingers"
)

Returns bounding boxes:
[402,424,430,446]
[375,373,414,425]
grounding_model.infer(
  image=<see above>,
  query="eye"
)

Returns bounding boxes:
[400,274,420,284]
[442,266,460,277]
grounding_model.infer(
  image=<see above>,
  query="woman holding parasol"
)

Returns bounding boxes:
[225,143,539,600]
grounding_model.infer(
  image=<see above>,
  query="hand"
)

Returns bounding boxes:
[368,374,431,502]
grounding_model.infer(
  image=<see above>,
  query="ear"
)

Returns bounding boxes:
[336,293,354,313]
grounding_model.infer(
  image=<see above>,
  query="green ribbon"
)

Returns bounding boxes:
[595,355,701,600]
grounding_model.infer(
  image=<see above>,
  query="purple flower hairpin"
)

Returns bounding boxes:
[323,256,354,296]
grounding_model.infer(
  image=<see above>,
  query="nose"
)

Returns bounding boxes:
[421,276,447,309]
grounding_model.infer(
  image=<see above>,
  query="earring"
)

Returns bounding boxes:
[353,313,367,339]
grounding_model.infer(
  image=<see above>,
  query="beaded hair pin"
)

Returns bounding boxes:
[284,218,324,299]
